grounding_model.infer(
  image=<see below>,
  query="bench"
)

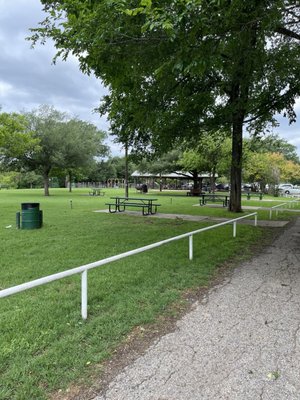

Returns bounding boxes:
[199,194,229,207]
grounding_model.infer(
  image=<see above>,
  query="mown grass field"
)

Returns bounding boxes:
[0,188,299,399]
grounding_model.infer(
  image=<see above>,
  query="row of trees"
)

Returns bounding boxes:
[1,105,299,193]
[134,133,300,193]
[0,156,132,191]
[0,105,108,195]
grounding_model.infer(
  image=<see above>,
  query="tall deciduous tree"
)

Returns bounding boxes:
[30,1,300,211]
[22,106,67,196]
[16,105,107,196]
[58,119,108,192]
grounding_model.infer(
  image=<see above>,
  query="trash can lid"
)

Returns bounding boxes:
[21,202,40,210]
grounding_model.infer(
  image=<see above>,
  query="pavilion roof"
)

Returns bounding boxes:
[131,171,215,179]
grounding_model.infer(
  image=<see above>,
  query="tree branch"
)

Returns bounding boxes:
[275,26,300,40]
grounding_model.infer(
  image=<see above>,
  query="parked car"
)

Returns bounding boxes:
[277,183,297,195]
[281,187,300,195]
[242,183,252,191]
[278,183,293,190]
[215,183,230,191]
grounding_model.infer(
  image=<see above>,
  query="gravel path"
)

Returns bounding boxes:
[93,218,300,400]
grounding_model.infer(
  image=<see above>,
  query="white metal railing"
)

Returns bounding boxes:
[269,203,287,219]
[269,200,299,219]
[0,213,258,320]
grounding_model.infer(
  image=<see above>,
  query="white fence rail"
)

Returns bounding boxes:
[0,213,258,320]
[269,200,299,219]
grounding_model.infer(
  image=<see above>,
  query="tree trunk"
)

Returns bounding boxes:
[210,168,216,193]
[229,116,243,212]
[228,17,257,212]
[192,170,199,190]
[43,174,50,196]
[68,171,72,193]
[124,143,129,197]
[159,173,162,192]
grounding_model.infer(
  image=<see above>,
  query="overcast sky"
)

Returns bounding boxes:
[0,0,299,157]
[0,0,122,154]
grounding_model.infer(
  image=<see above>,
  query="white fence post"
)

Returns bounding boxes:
[81,270,88,320]
[189,235,193,260]
[233,221,237,238]
[254,214,257,226]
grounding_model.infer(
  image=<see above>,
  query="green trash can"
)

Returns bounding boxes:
[20,203,43,229]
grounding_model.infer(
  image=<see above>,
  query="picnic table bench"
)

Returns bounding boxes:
[199,194,229,207]
[106,197,161,216]
[245,192,263,200]
[89,188,105,196]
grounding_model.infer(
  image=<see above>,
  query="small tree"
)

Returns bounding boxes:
[179,151,207,191]
[179,132,230,191]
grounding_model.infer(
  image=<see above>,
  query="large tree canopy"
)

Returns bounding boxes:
[30,0,300,210]
[13,105,107,196]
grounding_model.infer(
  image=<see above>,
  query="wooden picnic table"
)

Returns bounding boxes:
[199,193,229,207]
[106,197,161,215]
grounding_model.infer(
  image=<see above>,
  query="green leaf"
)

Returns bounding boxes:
[124,7,144,16]
[140,0,152,7]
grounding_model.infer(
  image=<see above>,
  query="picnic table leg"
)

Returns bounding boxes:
[116,199,126,212]
[142,206,149,216]
[117,204,125,212]
[108,204,117,213]
[149,204,156,214]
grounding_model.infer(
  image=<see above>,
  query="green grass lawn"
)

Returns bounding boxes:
[0,188,299,399]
